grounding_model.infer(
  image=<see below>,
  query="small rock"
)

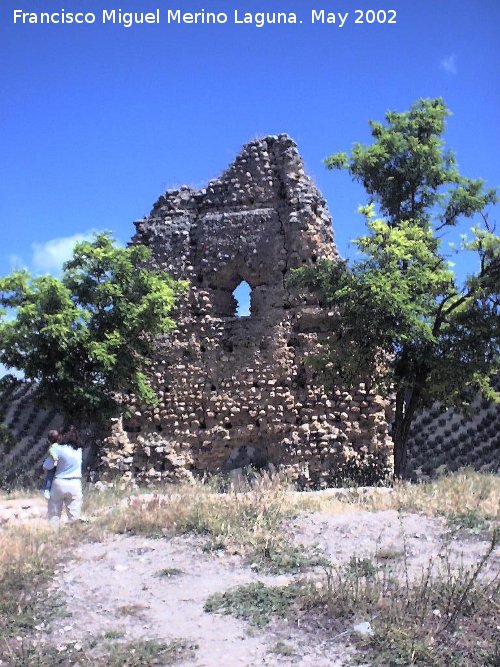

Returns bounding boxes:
[353,621,373,637]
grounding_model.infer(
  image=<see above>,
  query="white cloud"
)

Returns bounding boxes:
[8,254,26,271]
[440,54,457,75]
[31,230,98,274]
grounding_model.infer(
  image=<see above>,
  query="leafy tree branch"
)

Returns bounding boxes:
[0,232,186,424]
[293,98,499,478]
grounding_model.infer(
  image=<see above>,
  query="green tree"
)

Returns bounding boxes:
[294,99,499,478]
[0,233,186,423]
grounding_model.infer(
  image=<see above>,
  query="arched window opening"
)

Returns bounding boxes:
[233,281,252,317]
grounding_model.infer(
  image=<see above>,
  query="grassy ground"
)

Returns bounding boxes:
[292,468,499,520]
[0,520,197,665]
[0,522,78,665]
[93,471,328,573]
[0,525,68,638]
[206,530,499,665]
[1,468,498,666]
[1,637,197,666]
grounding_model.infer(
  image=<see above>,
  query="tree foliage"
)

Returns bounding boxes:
[0,233,186,423]
[294,99,499,477]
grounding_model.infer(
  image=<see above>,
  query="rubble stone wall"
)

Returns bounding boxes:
[100,135,393,487]
[407,380,500,479]
[0,379,63,487]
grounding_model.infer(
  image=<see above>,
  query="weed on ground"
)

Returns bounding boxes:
[204,580,305,627]
[441,509,491,534]
[98,472,327,572]
[0,637,197,667]
[95,638,198,667]
[102,629,125,640]
[116,603,148,617]
[206,529,499,666]
[270,640,295,656]
[155,567,184,578]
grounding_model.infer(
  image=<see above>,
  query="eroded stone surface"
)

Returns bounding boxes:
[100,135,393,487]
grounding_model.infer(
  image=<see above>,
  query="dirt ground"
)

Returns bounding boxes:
[39,534,353,666]
[2,495,498,667]
[0,496,46,526]
[293,508,500,579]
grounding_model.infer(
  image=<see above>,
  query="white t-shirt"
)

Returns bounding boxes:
[43,444,82,479]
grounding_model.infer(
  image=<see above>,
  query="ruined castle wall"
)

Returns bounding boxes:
[100,135,393,487]
[406,380,500,479]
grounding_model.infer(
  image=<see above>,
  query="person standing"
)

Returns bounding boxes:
[43,429,59,499]
[43,425,83,523]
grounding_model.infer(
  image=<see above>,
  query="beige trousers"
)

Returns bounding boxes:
[47,478,83,523]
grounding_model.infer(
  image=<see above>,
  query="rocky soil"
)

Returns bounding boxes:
[2,494,497,667]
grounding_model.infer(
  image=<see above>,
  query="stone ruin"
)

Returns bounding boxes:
[0,381,64,487]
[406,380,500,479]
[1,135,498,488]
[99,134,394,487]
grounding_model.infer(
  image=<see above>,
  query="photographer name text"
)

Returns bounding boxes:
[12,8,398,28]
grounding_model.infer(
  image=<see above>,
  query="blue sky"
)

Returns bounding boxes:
[0,0,499,294]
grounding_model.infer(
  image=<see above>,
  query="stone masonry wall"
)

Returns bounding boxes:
[100,135,393,488]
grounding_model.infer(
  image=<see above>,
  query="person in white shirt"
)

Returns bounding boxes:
[43,429,59,499]
[43,425,83,523]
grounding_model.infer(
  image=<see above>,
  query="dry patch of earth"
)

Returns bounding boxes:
[293,508,499,578]
[1,486,498,666]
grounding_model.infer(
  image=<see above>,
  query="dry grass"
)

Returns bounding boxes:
[0,486,39,501]
[381,469,499,519]
[207,530,500,666]
[99,471,290,533]
[81,481,138,515]
[291,469,500,524]
[97,471,326,571]
[89,468,499,566]
[0,525,61,637]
